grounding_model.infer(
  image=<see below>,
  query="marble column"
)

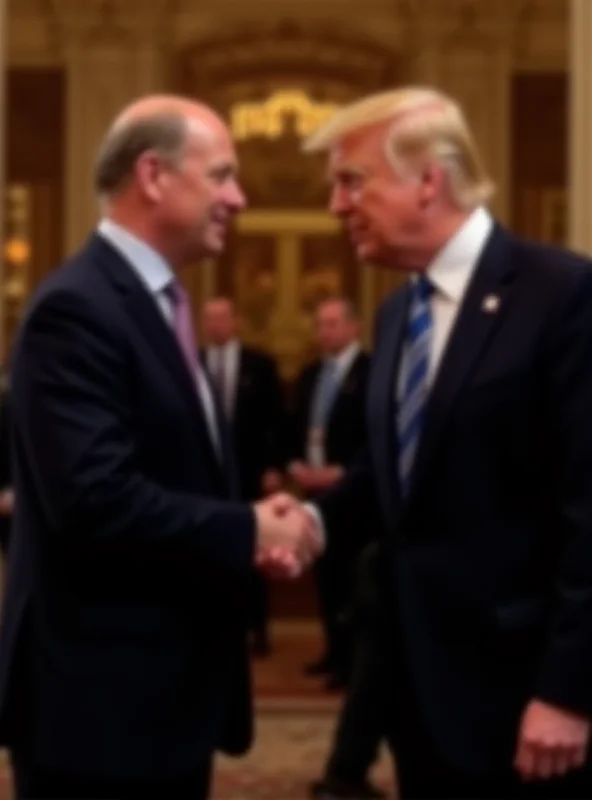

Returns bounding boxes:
[65,40,163,252]
[568,0,592,255]
[60,0,171,254]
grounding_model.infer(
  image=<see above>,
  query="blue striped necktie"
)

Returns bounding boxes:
[397,275,434,496]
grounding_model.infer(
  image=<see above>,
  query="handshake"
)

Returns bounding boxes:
[253,493,324,579]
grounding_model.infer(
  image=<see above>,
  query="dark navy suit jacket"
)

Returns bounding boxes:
[319,225,592,778]
[0,233,255,780]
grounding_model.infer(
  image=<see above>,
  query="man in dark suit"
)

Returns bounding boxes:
[296,86,592,797]
[202,296,286,654]
[0,94,318,800]
[288,298,371,689]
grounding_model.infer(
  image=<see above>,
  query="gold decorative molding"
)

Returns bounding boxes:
[236,211,341,235]
[176,21,401,211]
[176,18,400,102]
[8,0,177,59]
[8,0,568,72]
[512,0,568,69]
[231,90,340,141]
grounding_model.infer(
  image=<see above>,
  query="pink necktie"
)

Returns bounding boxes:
[166,280,221,455]
[166,280,199,377]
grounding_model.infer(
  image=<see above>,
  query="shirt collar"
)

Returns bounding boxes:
[425,206,494,303]
[209,339,239,355]
[328,340,361,375]
[97,218,174,295]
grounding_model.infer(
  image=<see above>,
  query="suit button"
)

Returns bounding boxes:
[399,534,408,545]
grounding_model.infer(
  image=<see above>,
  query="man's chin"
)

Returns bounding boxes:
[354,241,409,270]
[204,232,227,255]
[191,238,224,261]
[354,241,382,265]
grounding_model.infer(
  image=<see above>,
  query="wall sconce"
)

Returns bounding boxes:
[2,184,32,354]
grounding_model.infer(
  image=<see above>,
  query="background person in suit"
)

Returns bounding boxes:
[202,296,286,655]
[288,298,371,690]
[298,87,592,797]
[0,94,318,800]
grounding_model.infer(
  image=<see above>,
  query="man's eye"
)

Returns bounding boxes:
[211,168,235,183]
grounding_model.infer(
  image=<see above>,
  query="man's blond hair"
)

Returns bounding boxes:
[303,87,494,210]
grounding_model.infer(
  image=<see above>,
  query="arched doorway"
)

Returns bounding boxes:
[175,21,403,616]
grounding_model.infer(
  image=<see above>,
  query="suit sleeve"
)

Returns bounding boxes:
[315,444,377,544]
[286,369,309,464]
[13,291,255,574]
[535,269,592,715]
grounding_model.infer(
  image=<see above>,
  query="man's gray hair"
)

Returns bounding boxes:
[94,112,189,197]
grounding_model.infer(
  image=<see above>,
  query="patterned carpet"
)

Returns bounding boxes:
[212,703,395,799]
[215,623,397,798]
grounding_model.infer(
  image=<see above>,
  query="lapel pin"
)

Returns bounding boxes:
[481,294,500,313]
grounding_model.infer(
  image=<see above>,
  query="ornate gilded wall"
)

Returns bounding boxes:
[5,0,569,372]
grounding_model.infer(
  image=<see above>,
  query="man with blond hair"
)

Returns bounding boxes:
[301,87,592,798]
[0,95,319,799]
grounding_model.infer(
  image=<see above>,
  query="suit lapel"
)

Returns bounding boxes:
[407,225,517,499]
[200,349,240,494]
[368,286,411,527]
[327,351,364,426]
[233,345,247,419]
[88,235,223,472]
[208,371,239,495]
[337,351,362,395]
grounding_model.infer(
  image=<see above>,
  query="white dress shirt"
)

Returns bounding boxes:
[206,339,240,420]
[327,340,362,388]
[306,340,362,466]
[400,205,494,393]
[97,218,221,454]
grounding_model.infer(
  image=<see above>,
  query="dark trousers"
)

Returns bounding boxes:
[0,514,11,556]
[247,570,269,642]
[324,622,384,781]
[12,755,213,800]
[315,550,354,673]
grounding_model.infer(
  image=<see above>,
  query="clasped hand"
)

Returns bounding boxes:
[253,492,323,579]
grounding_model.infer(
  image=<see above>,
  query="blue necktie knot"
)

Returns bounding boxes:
[414,274,434,302]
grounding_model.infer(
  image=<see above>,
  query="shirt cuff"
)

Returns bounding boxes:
[302,502,326,551]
